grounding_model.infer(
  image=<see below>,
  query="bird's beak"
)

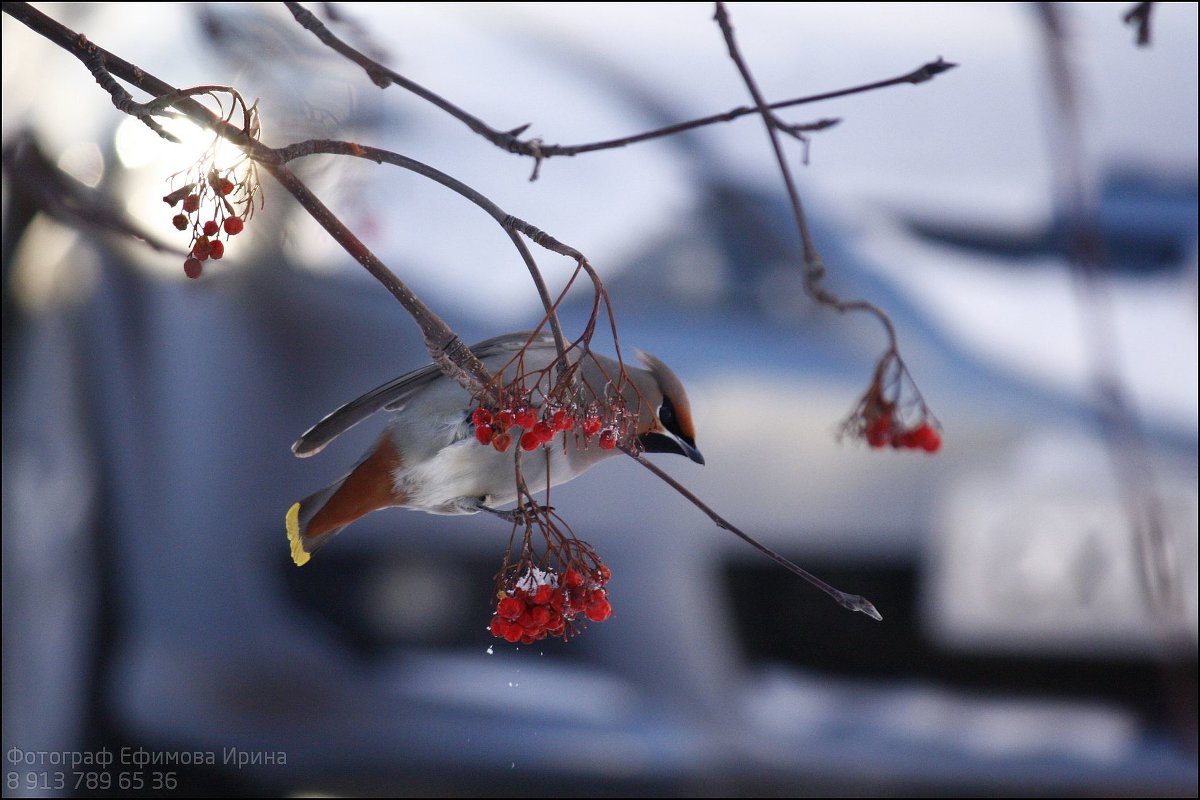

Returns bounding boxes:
[678,437,705,466]
[638,431,705,465]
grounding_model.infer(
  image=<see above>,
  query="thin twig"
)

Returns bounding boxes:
[275,139,574,358]
[1122,2,1154,46]
[624,449,881,621]
[2,1,496,393]
[713,2,901,348]
[283,1,954,175]
[78,33,179,143]
[1037,3,1184,635]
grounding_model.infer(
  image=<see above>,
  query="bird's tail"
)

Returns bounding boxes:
[286,480,351,566]
[286,434,406,566]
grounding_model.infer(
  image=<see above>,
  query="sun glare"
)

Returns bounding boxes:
[114,109,256,279]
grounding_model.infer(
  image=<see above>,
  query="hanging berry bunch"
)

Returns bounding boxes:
[842,349,942,453]
[471,395,635,455]
[469,341,643,457]
[488,509,613,645]
[162,87,262,279]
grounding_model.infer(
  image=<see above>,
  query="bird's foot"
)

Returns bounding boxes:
[478,501,552,524]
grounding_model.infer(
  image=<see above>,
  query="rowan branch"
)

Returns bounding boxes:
[1122,2,1154,46]
[283,1,954,180]
[1,1,596,391]
[624,449,881,621]
[1036,2,1185,638]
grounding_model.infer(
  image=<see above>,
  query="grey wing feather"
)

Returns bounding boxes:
[291,363,443,457]
[291,332,554,458]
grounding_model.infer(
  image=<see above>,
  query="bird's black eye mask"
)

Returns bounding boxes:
[657,396,695,448]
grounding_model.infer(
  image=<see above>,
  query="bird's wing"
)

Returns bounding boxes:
[291,332,553,458]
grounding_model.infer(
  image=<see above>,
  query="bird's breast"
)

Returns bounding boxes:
[394,437,583,514]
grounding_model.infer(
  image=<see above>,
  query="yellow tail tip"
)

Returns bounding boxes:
[286,502,310,566]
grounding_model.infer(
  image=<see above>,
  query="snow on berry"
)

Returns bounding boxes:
[490,556,613,645]
[515,566,558,594]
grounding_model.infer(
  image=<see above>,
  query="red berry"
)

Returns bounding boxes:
[520,431,540,451]
[585,590,612,622]
[489,615,509,638]
[223,216,244,235]
[491,432,512,452]
[203,219,219,237]
[551,408,573,431]
[514,407,537,430]
[502,624,522,643]
[475,423,494,445]
[182,194,200,213]
[495,410,515,432]
[192,237,211,259]
[550,588,566,612]
[208,240,224,260]
[529,606,552,626]
[593,564,612,585]
[472,407,493,427]
[915,424,941,453]
[534,421,554,444]
[563,569,585,590]
[598,429,618,450]
[183,257,203,279]
[497,596,524,621]
[172,214,189,231]
[865,416,892,449]
[567,593,588,614]
[581,416,602,438]
[217,178,235,196]
[532,585,554,605]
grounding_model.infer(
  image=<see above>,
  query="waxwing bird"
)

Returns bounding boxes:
[286,332,703,565]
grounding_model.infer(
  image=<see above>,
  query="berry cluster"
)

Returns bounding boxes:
[471,397,631,455]
[164,169,249,280]
[842,350,942,455]
[864,412,941,452]
[489,564,613,644]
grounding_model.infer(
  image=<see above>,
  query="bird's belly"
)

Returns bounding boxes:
[396,440,576,514]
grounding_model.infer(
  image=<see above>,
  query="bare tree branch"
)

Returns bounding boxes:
[1036,2,1185,638]
[2,0,507,393]
[1123,1,1154,46]
[283,1,954,179]
[625,449,882,621]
